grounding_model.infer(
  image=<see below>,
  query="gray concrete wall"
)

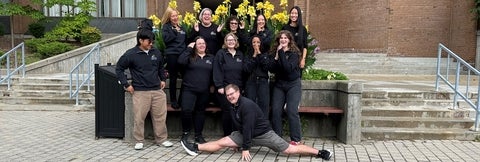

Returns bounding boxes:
[124,80,363,144]
[25,31,137,74]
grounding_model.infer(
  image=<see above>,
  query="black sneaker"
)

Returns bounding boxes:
[316,150,332,160]
[195,136,206,144]
[181,140,198,156]
[181,132,189,142]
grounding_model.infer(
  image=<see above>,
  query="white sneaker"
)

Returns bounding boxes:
[134,143,143,150]
[160,140,173,147]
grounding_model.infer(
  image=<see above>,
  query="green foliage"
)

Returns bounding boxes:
[80,26,101,45]
[0,23,4,36]
[154,30,166,53]
[43,0,96,42]
[36,41,75,59]
[302,68,349,80]
[28,22,45,38]
[305,33,319,70]
[0,1,45,20]
[25,38,50,52]
[473,0,480,20]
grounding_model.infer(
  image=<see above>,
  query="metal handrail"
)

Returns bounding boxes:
[0,42,25,90]
[69,43,100,105]
[435,43,479,131]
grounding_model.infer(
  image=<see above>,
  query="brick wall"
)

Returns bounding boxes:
[305,0,476,62]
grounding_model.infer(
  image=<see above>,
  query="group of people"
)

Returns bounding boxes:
[115,6,331,161]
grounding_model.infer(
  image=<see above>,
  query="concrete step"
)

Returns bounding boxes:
[362,107,476,119]
[361,127,480,140]
[362,116,474,129]
[0,103,94,111]
[0,90,93,98]
[0,83,93,91]
[361,98,466,107]
[0,96,94,105]
[362,91,460,100]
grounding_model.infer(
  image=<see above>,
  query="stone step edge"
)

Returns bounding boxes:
[362,116,475,121]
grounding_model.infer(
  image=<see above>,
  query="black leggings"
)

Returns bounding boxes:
[166,54,180,103]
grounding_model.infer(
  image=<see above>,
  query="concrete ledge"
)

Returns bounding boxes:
[124,80,363,144]
[26,31,137,74]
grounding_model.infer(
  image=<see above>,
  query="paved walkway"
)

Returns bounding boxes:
[1,110,480,161]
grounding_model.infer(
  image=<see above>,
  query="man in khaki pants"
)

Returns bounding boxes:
[116,29,173,150]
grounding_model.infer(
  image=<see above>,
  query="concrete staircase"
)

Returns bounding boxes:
[361,90,478,140]
[0,74,94,111]
[313,53,459,75]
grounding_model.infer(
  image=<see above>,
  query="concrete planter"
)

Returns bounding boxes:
[124,80,363,144]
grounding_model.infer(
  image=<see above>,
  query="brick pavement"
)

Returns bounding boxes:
[1,110,480,161]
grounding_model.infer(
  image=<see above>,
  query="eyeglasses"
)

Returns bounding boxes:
[226,90,238,97]
[226,39,236,42]
[230,22,238,25]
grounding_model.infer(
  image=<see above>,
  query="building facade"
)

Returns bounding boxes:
[2,0,477,62]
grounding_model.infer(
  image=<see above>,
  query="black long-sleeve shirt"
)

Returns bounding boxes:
[231,96,271,150]
[281,25,308,51]
[213,49,247,89]
[177,47,214,92]
[115,46,166,91]
[244,52,270,80]
[189,23,222,55]
[269,50,301,81]
[162,22,187,55]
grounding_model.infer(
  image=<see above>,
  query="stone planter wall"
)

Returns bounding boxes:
[124,80,363,144]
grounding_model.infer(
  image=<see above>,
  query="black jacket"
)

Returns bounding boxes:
[213,48,247,89]
[189,23,222,55]
[162,22,187,55]
[269,49,301,81]
[244,52,270,80]
[177,47,214,92]
[231,96,271,150]
[115,46,166,91]
[282,25,308,50]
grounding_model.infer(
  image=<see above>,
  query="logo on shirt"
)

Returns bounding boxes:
[210,31,216,36]
[236,58,242,62]
[151,55,157,61]
[205,60,212,64]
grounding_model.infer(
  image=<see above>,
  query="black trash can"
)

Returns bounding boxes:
[95,63,129,138]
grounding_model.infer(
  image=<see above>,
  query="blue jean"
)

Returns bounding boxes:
[245,77,270,117]
[270,78,302,142]
[180,89,209,136]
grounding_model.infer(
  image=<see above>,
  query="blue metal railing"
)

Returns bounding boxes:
[435,43,479,131]
[69,43,100,105]
[0,43,25,90]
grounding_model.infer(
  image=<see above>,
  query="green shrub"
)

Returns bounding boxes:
[25,38,50,53]
[302,68,349,80]
[0,23,5,36]
[36,41,74,59]
[28,22,45,38]
[80,26,101,45]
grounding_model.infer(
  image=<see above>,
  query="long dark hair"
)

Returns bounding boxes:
[249,14,268,35]
[288,6,306,49]
[247,34,262,56]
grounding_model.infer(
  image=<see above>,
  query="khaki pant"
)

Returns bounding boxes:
[132,89,168,144]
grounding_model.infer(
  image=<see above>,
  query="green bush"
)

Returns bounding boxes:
[302,68,349,80]
[80,26,101,45]
[28,22,45,38]
[25,38,50,53]
[0,23,5,36]
[36,41,74,59]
